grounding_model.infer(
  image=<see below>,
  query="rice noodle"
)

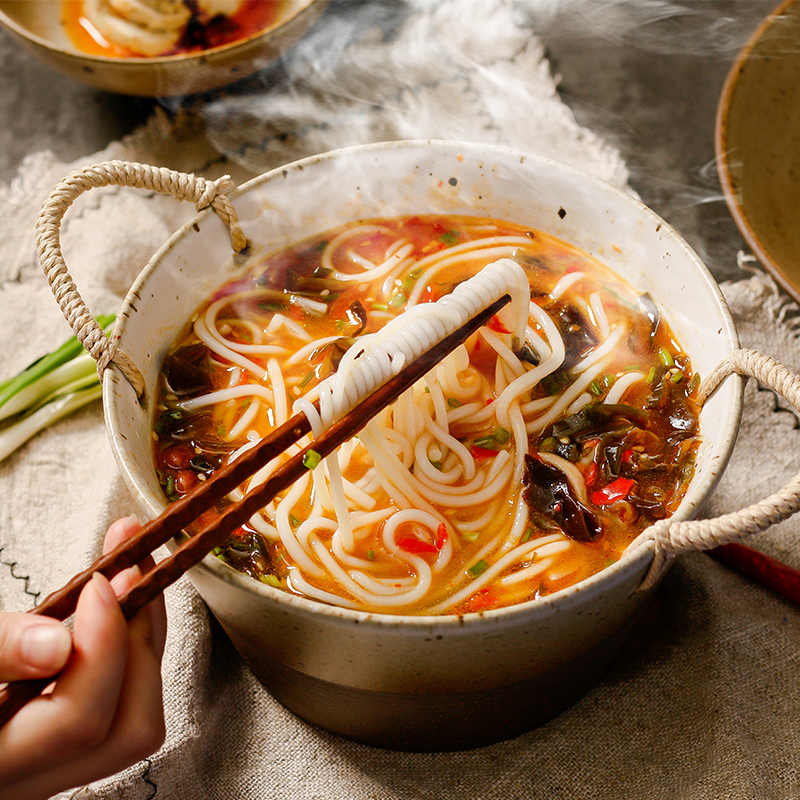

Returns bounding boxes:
[157,218,695,616]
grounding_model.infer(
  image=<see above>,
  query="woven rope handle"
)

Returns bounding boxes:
[635,348,800,589]
[36,160,247,398]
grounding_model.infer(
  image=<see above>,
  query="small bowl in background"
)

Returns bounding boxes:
[0,0,327,97]
[716,0,800,301]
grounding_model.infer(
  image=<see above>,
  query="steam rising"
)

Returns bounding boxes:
[169,0,629,185]
[161,0,778,281]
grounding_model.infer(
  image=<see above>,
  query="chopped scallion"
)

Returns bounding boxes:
[260,574,281,587]
[589,380,602,396]
[461,530,480,542]
[670,370,684,384]
[493,426,510,444]
[367,549,376,561]
[521,528,533,543]
[447,397,461,408]
[371,303,389,312]
[539,436,557,453]
[646,366,656,384]
[298,370,315,388]
[658,347,674,367]
[289,514,301,528]
[389,292,407,308]
[468,559,489,577]
[303,449,322,469]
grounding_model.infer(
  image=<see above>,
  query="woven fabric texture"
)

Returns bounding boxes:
[0,2,797,798]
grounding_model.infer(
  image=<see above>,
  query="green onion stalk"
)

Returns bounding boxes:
[0,316,114,463]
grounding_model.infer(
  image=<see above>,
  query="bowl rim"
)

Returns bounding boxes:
[715,0,800,304]
[105,138,743,630]
[0,0,322,66]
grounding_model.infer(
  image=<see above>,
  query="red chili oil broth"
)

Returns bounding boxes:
[152,215,701,615]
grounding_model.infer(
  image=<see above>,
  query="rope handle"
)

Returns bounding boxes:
[634,348,800,589]
[36,160,247,399]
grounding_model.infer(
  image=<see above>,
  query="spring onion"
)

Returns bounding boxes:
[260,574,281,587]
[303,449,322,470]
[0,316,115,463]
[658,347,674,367]
[493,426,511,444]
[468,559,489,577]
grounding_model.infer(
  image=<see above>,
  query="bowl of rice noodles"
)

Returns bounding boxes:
[44,139,800,750]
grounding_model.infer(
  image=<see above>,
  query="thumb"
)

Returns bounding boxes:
[0,613,72,682]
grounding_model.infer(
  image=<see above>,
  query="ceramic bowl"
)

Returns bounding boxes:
[0,0,326,97]
[102,140,742,749]
[716,0,800,302]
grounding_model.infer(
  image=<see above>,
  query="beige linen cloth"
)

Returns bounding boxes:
[0,2,798,798]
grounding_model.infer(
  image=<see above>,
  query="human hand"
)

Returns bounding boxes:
[0,517,167,800]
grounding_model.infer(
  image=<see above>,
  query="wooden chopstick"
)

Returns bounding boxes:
[708,543,800,606]
[32,410,313,622]
[0,294,511,726]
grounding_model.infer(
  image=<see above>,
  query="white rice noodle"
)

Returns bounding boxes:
[566,392,592,415]
[194,316,268,380]
[493,300,566,428]
[226,399,260,442]
[590,292,610,339]
[267,313,312,342]
[606,371,644,404]
[549,271,586,300]
[429,538,543,612]
[526,325,626,435]
[333,244,414,284]
[286,335,344,366]
[179,384,274,412]
[406,238,534,305]
[538,452,589,505]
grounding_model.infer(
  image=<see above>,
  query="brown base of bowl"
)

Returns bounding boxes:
[236,629,631,752]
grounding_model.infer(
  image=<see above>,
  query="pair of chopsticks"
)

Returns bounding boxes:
[0,294,511,727]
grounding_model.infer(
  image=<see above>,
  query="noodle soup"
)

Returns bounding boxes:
[152,215,700,615]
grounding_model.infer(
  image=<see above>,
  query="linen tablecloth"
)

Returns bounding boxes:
[1,2,798,797]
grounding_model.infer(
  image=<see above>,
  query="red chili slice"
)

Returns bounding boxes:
[435,523,448,550]
[622,448,635,467]
[464,588,498,612]
[487,315,511,334]
[585,462,599,488]
[397,536,438,554]
[470,445,499,459]
[591,477,635,506]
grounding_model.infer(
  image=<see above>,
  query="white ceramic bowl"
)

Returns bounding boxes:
[102,141,742,749]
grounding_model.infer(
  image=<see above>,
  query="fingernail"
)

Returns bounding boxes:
[123,515,140,527]
[21,623,71,669]
[92,571,119,608]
